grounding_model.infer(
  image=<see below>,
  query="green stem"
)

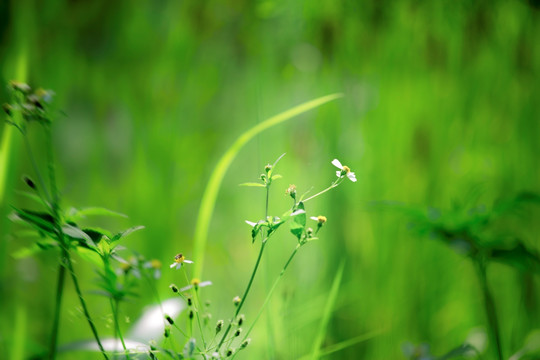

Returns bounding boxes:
[217,183,272,352]
[65,251,109,359]
[232,244,301,359]
[48,262,66,360]
[474,258,503,360]
[217,240,267,351]
[302,179,341,203]
[111,298,129,358]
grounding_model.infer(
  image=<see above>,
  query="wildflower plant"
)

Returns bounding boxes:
[4,82,149,359]
[152,154,356,359]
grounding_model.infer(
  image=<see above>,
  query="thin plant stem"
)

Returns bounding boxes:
[111,298,129,358]
[302,178,342,203]
[217,185,271,351]
[64,251,109,360]
[232,244,301,360]
[181,268,207,349]
[474,258,503,360]
[48,262,66,360]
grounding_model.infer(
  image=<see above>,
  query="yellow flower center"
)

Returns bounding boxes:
[174,253,185,263]
[191,278,201,286]
[151,259,162,269]
[342,165,351,173]
[317,215,327,224]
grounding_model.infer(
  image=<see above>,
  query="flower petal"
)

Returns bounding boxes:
[291,209,306,216]
[200,281,213,287]
[170,262,177,269]
[184,259,194,264]
[245,220,257,227]
[310,216,319,221]
[336,170,342,178]
[347,172,357,182]
[331,159,343,169]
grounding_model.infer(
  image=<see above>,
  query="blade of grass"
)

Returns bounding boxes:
[191,93,343,278]
[310,260,345,360]
[299,330,382,360]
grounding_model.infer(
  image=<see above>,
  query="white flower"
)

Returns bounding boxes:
[169,253,194,270]
[332,159,357,182]
[180,279,213,292]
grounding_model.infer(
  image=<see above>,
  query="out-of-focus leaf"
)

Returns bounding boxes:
[12,240,58,258]
[438,343,477,359]
[76,247,102,268]
[491,242,540,274]
[65,207,128,223]
[15,190,48,208]
[509,329,540,360]
[239,182,265,187]
[290,202,306,240]
[10,207,56,235]
[111,225,145,242]
[62,224,96,248]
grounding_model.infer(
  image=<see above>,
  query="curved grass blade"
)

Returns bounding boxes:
[192,93,343,277]
[311,260,345,360]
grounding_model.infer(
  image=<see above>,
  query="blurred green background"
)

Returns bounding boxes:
[1,0,539,359]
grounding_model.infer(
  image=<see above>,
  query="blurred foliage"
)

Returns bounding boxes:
[0,0,539,359]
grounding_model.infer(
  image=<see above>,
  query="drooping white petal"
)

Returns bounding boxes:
[347,172,357,182]
[170,262,177,269]
[336,170,342,178]
[291,209,306,216]
[184,259,194,264]
[310,216,319,221]
[331,159,343,169]
[245,220,257,227]
[199,281,213,287]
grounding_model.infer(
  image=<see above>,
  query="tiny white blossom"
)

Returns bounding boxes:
[169,253,194,270]
[332,158,357,182]
[180,280,213,292]
[245,220,258,227]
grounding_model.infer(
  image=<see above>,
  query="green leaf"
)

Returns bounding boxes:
[63,224,96,248]
[77,246,103,268]
[12,240,57,258]
[271,174,282,181]
[111,225,145,242]
[311,261,345,360]
[10,208,56,236]
[438,343,477,359]
[290,202,307,240]
[491,242,540,274]
[239,182,265,187]
[65,206,128,223]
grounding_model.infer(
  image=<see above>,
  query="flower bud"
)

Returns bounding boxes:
[241,338,251,349]
[235,328,242,337]
[216,320,224,333]
[23,176,36,190]
[165,315,174,325]
[226,349,233,357]
[189,310,194,319]
[232,296,241,306]
[187,298,193,306]
[237,314,245,326]
[286,184,297,200]
[169,284,179,293]
[264,164,272,173]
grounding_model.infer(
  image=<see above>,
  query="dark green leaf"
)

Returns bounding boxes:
[491,242,540,274]
[111,226,145,242]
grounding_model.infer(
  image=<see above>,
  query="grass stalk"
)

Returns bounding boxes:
[111,298,129,358]
[48,263,66,360]
[474,258,503,360]
[65,249,109,359]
